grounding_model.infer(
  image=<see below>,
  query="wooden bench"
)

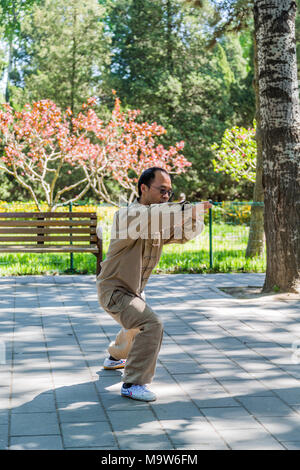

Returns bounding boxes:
[0,212,102,275]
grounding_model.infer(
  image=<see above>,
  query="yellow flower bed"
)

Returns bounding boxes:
[212,201,252,225]
[0,201,118,224]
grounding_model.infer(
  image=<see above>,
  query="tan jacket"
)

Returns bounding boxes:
[96,200,204,308]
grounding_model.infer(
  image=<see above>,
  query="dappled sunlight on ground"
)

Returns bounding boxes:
[1,273,300,449]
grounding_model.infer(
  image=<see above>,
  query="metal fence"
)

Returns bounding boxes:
[0,200,266,273]
[158,201,266,273]
[207,201,265,269]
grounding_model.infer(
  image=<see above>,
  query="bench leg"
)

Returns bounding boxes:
[96,253,102,276]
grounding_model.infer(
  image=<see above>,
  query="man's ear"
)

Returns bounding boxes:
[140,183,147,194]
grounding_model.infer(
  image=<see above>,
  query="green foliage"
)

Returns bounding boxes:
[0,38,6,96]
[212,121,256,183]
[211,201,253,225]
[0,0,41,40]
[0,0,257,203]
[0,0,42,102]
[11,0,111,113]
[102,0,255,201]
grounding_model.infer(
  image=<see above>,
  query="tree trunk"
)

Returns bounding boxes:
[166,0,173,74]
[254,0,300,293]
[5,40,13,103]
[71,6,78,115]
[165,0,175,122]
[246,32,265,258]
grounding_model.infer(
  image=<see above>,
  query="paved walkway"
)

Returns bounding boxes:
[0,273,300,450]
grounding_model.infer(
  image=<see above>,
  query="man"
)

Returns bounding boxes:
[97,167,212,401]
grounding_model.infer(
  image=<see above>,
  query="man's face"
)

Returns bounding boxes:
[141,171,172,205]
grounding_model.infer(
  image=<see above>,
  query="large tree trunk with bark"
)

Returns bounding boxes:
[246,32,265,258]
[254,0,300,293]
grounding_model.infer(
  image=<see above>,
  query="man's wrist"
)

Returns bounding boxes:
[191,203,204,220]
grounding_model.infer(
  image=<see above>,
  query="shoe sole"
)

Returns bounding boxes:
[121,392,156,402]
[103,364,125,370]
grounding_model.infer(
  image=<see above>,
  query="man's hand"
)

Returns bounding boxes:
[192,201,213,220]
[200,201,213,212]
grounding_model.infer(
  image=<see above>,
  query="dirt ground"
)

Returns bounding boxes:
[219,286,300,301]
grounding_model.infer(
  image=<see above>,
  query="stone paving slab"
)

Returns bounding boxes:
[0,273,299,450]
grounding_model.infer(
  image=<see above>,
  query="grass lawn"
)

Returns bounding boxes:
[0,223,266,275]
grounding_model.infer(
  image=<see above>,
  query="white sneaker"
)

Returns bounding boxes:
[103,357,126,370]
[121,384,156,402]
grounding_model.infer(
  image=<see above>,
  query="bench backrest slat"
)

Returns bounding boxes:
[0,227,95,234]
[0,245,99,250]
[0,220,96,227]
[0,236,97,242]
[0,212,97,218]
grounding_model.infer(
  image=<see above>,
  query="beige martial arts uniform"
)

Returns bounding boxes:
[97,200,204,385]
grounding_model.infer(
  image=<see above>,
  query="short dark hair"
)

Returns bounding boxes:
[137,167,170,197]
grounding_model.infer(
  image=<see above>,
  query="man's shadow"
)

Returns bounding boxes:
[7,367,204,450]
[6,362,298,450]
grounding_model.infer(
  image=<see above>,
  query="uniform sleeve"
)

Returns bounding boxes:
[117,202,183,240]
[163,203,205,245]
[117,201,204,243]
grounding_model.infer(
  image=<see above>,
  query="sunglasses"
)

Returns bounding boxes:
[148,184,174,201]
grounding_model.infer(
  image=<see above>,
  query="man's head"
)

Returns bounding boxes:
[138,167,173,205]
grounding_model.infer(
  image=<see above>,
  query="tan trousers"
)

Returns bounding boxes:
[100,290,163,385]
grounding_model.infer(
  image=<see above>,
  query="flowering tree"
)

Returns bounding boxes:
[71,92,191,205]
[0,100,90,211]
[0,94,191,210]
[211,122,257,183]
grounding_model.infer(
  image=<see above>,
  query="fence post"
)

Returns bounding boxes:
[69,202,74,272]
[208,199,213,269]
